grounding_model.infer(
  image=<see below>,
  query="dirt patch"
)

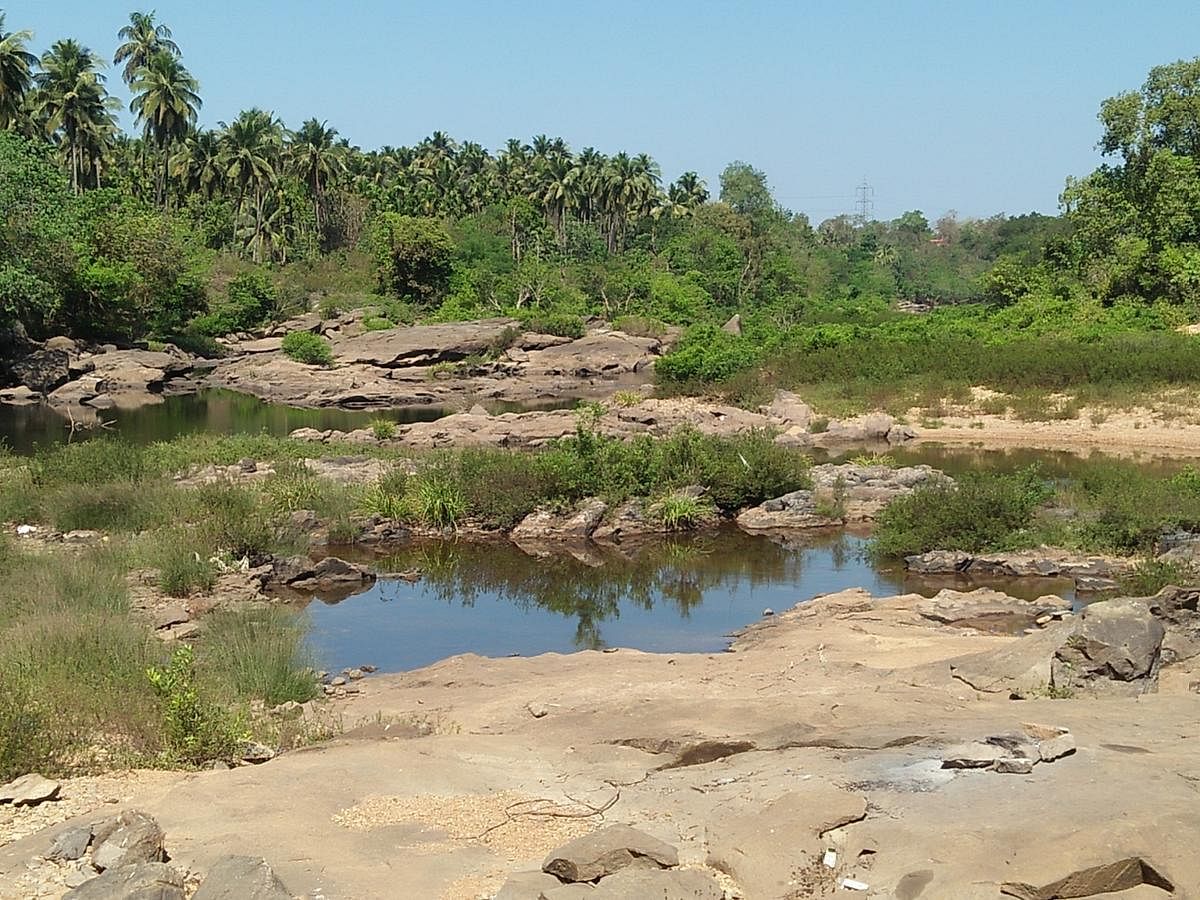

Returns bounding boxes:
[332,790,597,861]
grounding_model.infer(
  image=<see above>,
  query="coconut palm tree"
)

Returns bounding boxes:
[668,171,709,213]
[218,108,283,261]
[170,128,222,198]
[33,40,118,192]
[0,13,37,130]
[113,11,180,86]
[287,118,344,231]
[129,49,200,206]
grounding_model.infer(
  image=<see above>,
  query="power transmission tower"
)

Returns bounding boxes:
[854,178,874,225]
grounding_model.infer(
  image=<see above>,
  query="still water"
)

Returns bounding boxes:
[0,389,572,454]
[301,529,1076,673]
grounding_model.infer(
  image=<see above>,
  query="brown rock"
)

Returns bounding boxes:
[91,810,165,871]
[192,855,291,900]
[63,861,184,900]
[0,772,60,806]
[542,824,678,882]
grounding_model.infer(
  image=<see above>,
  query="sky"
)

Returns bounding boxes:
[7,1,1200,222]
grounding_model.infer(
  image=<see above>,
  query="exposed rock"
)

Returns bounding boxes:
[1051,598,1164,695]
[12,349,71,394]
[523,332,661,379]
[335,319,519,367]
[720,313,742,336]
[44,335,78,352]
[46,825,93,861]
[992,757,1035,774]
[302,455,392,485]
[911,589,1069,632]
[941,742,1006,769]
[153,604,190,630]
[1001,857,1174,899]
[241,742,276,764]
[906,549,1134,583]
[738,464,948,531]
[63,861,185,900]
[192,855,292,900]
[0,384,40,405]
[512,499,608,543]
[541,886,595,899]
[1038,733,1077,762]
[592,498,659,544]
[0,772,60,806]
[764,390,812,429]
[91,810,165,871]
[526,702,550,718]
[1141,586,1200,659]
[590,866,724,899]
[706,787,867,898]
[494,870,563,900]
[542,824,679,882]
[284,556,377,591]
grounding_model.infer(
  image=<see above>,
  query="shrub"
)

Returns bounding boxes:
[193,484,277,559]
[281,331,334,366]
[871,468,1053,558]
[1118,559,1197,596]
[651,493,714,530]
[46,481,172,532]
[612,390,644,408]
[369,418,397,440]
[147,645,246,765]
[656,325,760,383]
[520,312,585,339]
[152,530,216,597]
[362,315,394,332]
[191,268,277,337]
[613,315,668,338]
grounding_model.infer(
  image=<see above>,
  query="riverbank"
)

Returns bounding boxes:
[2,583,1197,898]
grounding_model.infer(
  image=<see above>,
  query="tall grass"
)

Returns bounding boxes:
[198,608,319,707]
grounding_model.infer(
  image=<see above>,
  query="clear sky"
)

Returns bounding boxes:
[7,1,1200,222]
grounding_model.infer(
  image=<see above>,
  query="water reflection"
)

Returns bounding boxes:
[302,528,908,672]
[0,389,576,454]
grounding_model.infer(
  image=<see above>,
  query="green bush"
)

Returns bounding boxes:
[281,331,334,366]
[369,213,454,303]
[369,418,397,440]
[520,312,585,339]
[656,325,760,383]
[614,315,668,339]
[1118,559,1197,596]
[871,468,1054,558]
[362,315,394,332]
[151,530,216,597]
[191,269,277,337]
[146,645,246,765]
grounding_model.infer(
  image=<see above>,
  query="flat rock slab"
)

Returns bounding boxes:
[942,742,1007,769]
[0,773,60,806]
[46,825,93,861]
[543,824,678,882]
[63,861,185,900]
[192,855,291,900]
[495,870,564,900]
[591,867,724,899]
[706,786,867,898]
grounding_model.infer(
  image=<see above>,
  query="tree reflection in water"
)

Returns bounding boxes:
[365,527,846,650]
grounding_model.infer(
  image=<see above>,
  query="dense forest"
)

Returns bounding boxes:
[3,10,1200,397]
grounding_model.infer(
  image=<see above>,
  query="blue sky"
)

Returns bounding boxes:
[7,1,1200,221]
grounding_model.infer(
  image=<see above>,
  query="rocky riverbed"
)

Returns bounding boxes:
[2,583,1198,898]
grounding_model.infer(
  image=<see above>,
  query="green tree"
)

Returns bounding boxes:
[0,13,36,130]
[130,50,201,207]
[113,10,180,87]
[286,118,345,236]
[369,214,454,303]
[32,40,118,193]
[719,161,774,218]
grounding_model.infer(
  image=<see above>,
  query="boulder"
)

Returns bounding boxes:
[44,335,79,352]
[1051,598,1164,695]
[512,498,608,543]
[285,556,376,591]
[11,349,71,394]
[523,332,661,378]
[91,810,165,871]
[335,319,519,367]
[542,824,679,882]
[0,772,60,806]
[192,855,291,900]
[63,861,185,900]
[765,390,812,429]
[720,313,742,336]
[941,742,1006,769]
[992,757,1035,775]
